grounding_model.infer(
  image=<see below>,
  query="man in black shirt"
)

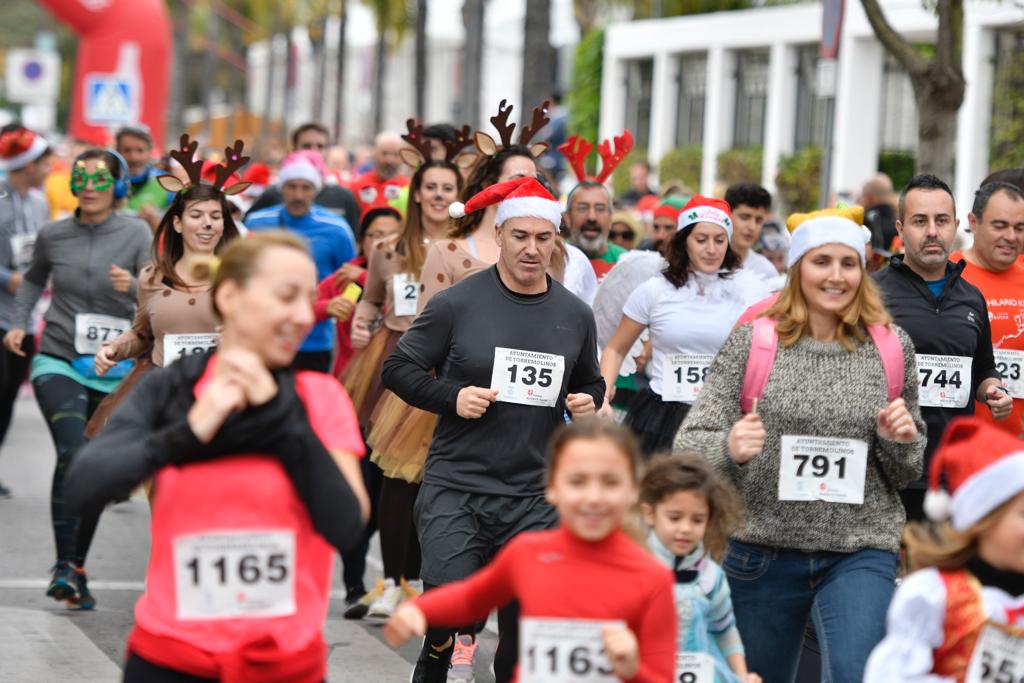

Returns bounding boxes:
[874,174,1010,520]
[383,176,603,683]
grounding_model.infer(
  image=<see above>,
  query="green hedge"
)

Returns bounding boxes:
[716,147,762,186]
[611,146,646,197]
[567,28,604,175]
[775,146,822,213]
[659,145,702,192]
[878,151,916,191]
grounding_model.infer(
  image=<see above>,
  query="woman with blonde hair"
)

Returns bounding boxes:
[676,216,926,683]
[865,417,1024,681]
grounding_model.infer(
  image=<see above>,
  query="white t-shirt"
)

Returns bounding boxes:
[622,270,769,399]
[563,243,599,306]
[744,250,781,281]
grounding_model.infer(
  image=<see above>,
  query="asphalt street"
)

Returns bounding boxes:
[0,394,497,682]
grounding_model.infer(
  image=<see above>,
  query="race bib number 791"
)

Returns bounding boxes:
[520,618,621,682]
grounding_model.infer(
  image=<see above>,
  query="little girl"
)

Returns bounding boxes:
[640,454,761,683]
[384,418,676,682]
[865,416,1024,681]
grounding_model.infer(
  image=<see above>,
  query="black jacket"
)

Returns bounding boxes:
[875,257,1000,480]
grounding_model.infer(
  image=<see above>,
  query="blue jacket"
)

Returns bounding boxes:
[246,204,357,352]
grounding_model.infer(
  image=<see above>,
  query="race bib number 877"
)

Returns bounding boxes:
[520,618,621,682]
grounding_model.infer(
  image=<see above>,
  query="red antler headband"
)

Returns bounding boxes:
[558,130,634,185]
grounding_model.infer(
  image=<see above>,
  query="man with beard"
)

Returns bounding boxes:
[874,174,1009,521]
[349,131,410,214]
[565,181,625,281]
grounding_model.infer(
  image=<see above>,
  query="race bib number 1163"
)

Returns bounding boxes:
[520,618,621,682]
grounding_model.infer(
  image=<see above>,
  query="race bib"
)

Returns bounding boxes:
[966,624,1024,682]
[10,233,35,270]
[676,653,715,683]
[662,354,712,403]
[392,273,419,317]
[778,435,868,505]
[491,347,565,408]
[916,354,972,408]
[995,349,1024,399]
[74,313,130,355]
[173,529,296,621]
[520,617,621,682]
[163,333,220,366]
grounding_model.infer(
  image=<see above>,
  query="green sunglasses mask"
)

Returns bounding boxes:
[71,161,115,193]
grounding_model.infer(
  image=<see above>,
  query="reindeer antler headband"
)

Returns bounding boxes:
[157,134,251,196]
[400,120,476,170]
[558,130,634,185]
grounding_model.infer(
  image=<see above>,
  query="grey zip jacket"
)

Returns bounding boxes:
[12,211,152,362]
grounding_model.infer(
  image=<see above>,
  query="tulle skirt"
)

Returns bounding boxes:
[341,326,401,429]
[366,390,436,484]
[84,356,154,440]
[623,387,691,459]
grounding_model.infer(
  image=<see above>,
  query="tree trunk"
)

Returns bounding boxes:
[257,21,279,158]
[415,0,427,120]
[166,0,191,139]
[372,23,386,133]
[910,66,964,180]
[573,0,598,34]
[335,1,347,141]
[521,0,555,114]
[461,0,485,125]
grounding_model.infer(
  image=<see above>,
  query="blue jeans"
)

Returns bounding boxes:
[722,540,897,683]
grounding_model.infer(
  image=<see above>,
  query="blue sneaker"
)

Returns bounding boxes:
[46,562,76,601]
[67,565,95,610]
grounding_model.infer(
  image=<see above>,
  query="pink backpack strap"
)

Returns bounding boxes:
[740,317,779,414]
[868,324,904,403]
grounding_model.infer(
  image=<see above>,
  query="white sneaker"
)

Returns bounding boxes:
[366,578,402,621]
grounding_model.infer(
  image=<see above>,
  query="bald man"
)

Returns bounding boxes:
[349,132,410,213]
[861,173,898,254]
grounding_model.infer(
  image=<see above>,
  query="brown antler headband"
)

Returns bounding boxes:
[158,134,251,196]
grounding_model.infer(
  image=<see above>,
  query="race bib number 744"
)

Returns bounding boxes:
[520,618,621,682]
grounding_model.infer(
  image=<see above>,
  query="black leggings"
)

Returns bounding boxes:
[0,330,34,451]
[340,453,381,594]
[33,373,107,565]
[123,653,216,683]
[378,475,421,581]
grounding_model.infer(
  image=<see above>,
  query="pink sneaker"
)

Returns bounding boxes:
[447,634,477,683]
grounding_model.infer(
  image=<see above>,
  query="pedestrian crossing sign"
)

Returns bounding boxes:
[84,75,137,125]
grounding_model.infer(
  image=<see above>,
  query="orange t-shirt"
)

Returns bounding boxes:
[952,252,1024,437]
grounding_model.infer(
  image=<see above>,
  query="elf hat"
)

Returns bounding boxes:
[678,195,733,239]
[449,176,562,228]
[0,128,48,171]
[654,196,687,222]
[787,216,866,269]
[924,416,1024,531]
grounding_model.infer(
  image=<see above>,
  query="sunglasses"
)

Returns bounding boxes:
[609,230,635,240]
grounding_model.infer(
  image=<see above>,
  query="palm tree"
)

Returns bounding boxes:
[521,0,556,116]
[415,0,428,120]
[461,0,486,125]
[363,0,409,134]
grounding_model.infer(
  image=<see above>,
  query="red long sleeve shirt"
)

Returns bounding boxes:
[415,527,676,683]
[315,255,368,377]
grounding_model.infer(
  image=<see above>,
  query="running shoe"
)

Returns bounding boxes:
[447,635,477,683]
[401,577,423,599]
[46,561,76,602]
[344,577,382,620]
[410,639,453,683]
[365,578,402,622]
[0,481,11,498]
[67,565,95,610]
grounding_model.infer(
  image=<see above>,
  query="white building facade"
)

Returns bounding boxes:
[599,0,1024,213]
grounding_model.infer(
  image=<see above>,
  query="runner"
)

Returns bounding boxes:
[874,174,1009,521]
[558,131,633,282]
[865,417,1024,681]
[640,453,760,683]
[598,195,769,456]
[348,131,411,214]
[381,176,604,683]
[676,216,926,682]
[246,150,358,372]
[0,125,51,498]
[63,231,369,682]
[116,124,170,230]
[724,183,780,282]
[343,123,470,621]
[951,180,1024,437]
[87,136,246,439]
[3,148,152,609]
[382,418,676,683]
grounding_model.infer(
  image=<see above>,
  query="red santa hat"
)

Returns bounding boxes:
[0,128,48,171]
[678,195,733,239]
[449,176,562,228]
[924,416,1024,531]
[277,151,324,190]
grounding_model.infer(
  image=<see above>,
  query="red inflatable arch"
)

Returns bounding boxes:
[37,0,171,148]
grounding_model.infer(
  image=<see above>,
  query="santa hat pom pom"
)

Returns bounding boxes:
[924,488,952,523]
[449,202,466,219]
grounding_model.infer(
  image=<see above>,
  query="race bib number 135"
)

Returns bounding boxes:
[490,347,565,408]
[519,618,621,682]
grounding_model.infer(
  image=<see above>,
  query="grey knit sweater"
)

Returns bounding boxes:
[674,323,925,554]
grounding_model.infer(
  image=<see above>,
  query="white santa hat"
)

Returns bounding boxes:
[449,176,562,228]
[787,216,867,269]
[924,417,1024,531]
